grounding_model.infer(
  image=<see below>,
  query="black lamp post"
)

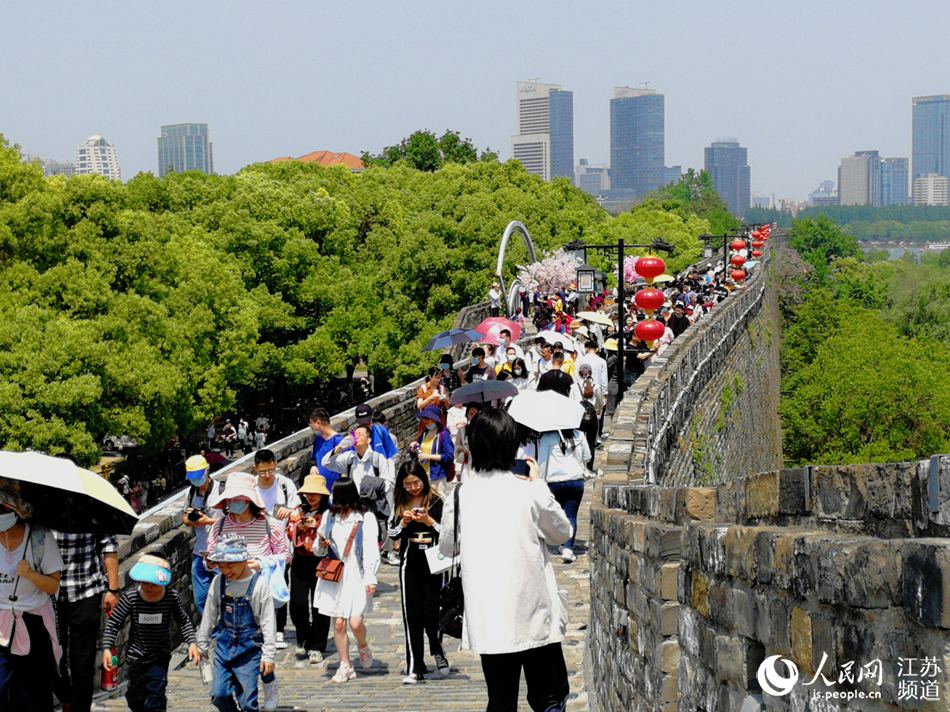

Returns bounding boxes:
[563,237,674,403]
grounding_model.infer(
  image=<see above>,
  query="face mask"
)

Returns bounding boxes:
[507,354,516,362]
[192,475,208,488]
[439,363,450,371]
[425,422,437,431]
[472,357,481,365]
[228,500,249,515]
[513,369,523,377]
[0,512,16,533]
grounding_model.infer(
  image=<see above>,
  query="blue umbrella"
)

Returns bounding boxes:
[450,380,519,405]
[423,329,484,352]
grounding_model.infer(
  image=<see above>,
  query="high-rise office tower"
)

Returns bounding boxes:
[575,159,610,196]
[157,123,214,177]
[75,135,121,180]
[610,86,665,196]
[838,150,880,206]
[879,157,909,206]
[704,139,751,216]
[511,81,574,181]
[912,95,950,180]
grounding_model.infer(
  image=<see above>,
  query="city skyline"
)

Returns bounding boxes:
[3,2,950,201]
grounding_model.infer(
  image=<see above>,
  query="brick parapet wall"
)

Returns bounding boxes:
[591,456,950,711]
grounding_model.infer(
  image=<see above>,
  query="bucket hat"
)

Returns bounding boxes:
[298,473,330,496]
[415,405,443,423]
[212,472,264,510]
[207,533,250,563]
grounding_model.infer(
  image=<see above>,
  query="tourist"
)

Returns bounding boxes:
[0,493,62,712]
[668,303,691,338]
[182,454,219,615]
[313,478,381,683]
[308,409,345,492]
[536,352,579,399]
[198,534,277,712]
[54,530,121,712]
[437,353,461,395]
[488,281,502,318]
[205,473,289,710]
[494,346,519,376]
[353,404,400,463]
[387,461,449,684]
[253,449,300,651]
[409,405,455,494]
[536,427,590,563]
[439,407,572,711]
[461,347,496,383]
[508,357,531,391]
[575,340,608,396]
[101,554,200,712]
[416,367,450,418]
[289,474,332,665]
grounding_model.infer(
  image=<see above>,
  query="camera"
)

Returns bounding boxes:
[186,508,203,522]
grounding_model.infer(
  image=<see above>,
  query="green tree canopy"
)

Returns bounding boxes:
[362,130,497,171]
[637,169,741,235]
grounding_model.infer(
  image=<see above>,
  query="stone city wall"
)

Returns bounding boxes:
[590,456,950,711]
[603,238,784,488]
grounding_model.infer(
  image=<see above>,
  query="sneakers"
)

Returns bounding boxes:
[331,663,356,683]
[275,631,288,650]
[433,653,450,678]
[561,547,576,563]
[309,650,324,665]
[262,678,279,711]
[402,673,425,684]
[383,551,401,566]
[358,643,374,670]
[294,645,307,659]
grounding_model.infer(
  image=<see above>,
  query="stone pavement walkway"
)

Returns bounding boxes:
[100,485,594,712]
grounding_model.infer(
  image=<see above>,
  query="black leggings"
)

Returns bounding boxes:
[399,547,444,676]
[0,612,56,712]
[480,642,569,712]
[289,555,330,652]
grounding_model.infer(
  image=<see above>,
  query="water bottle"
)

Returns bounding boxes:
[101,650,119,691]
[200,661,213,686]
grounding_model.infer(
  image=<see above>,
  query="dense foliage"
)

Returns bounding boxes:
[637,169,741,235]
[2,135,706,464]
[361,130,497,172]
[780,217,950,464]
[748,204,950,242]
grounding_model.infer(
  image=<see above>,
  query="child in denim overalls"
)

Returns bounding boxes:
[197,534,276,712]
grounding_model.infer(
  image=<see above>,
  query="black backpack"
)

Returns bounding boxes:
[580,400,598,427]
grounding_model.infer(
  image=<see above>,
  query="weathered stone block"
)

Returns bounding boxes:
[691,570,711,619]
[733,587,757,639]
[680,487,717,521]
[660,639,681,673]
[660,563,680,601]
[769,597,791,654]
[790,607,813,675]
[659,602,680,636]
[745,471,779,519]
[902,539,950,628]
[777,467,810,515]
[724,526,759,581]
[646,522,686,560]
[841,539,902,608]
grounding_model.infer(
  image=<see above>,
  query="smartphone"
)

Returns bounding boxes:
[412,507,425,514]
[512,459,529,476]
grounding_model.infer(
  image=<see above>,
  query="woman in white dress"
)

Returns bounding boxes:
[313,478,380,683]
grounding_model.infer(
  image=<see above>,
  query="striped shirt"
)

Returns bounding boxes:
[102,588,196,662]
[206,514,289,565]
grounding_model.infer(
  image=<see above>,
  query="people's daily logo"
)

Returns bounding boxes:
[757,655,799,697]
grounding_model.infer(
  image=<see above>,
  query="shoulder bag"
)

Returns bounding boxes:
[438,484,464,638]
[315,516,360,583]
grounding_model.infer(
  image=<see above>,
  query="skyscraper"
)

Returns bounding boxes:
[157,123,214,177]
[912,95,950,179]
[704,139,751,216]
[610,86,665,196]
[879,157,909,206]
[511,81,574,181]
[838,151,880,206]
[575,159,610,196]
[75,135,121,180]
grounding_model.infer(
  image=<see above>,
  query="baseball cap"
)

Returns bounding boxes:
[354,404,374,424]
[185,454,209,482]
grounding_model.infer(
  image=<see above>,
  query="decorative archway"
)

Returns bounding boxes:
[494,221,537,317]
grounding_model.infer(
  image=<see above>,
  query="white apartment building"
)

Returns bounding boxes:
[912,172,949,206]
[76,135,121,180]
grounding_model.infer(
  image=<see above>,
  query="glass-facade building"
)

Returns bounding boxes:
[157,123,213,177]
[704,140,751,217]
[549,90,574,181]
[879,157,909,206]
[912,95,950,180]
[610,88,665,196]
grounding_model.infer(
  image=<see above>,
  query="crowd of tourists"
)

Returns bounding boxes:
[0,257,745,712]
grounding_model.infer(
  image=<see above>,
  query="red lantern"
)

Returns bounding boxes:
[634,319,666,343]
[751,240,764,249]
[730,238,746,252]
[751,230,761,240]
[634,256,666,282]
[751,249,762,258]
[633,288,665,313]
[731,269,746,282]
[730,254,747,268]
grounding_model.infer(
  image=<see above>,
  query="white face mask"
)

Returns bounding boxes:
[0,511,16,533]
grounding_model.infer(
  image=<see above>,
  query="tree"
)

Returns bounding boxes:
[361,130,495,171]
[639,169,740,235]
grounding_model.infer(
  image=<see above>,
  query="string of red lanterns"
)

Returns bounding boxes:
[632,255,667,347]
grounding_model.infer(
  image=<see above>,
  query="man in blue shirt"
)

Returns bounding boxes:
[354,404,399,460]
[308,409,345,491]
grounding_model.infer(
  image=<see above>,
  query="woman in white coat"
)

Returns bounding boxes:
[440,407,572,712]
[313,478,380,683]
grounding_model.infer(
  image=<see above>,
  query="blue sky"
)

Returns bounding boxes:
[3,0,948,200]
